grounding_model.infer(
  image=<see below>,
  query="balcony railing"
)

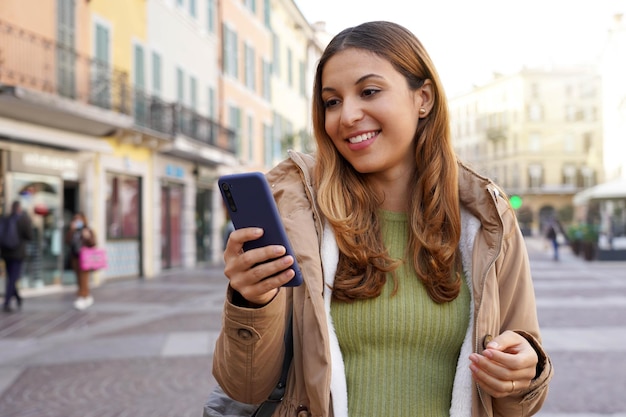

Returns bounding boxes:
[0,19,131,114]
[0,19,236,154]
[133,90,236,152]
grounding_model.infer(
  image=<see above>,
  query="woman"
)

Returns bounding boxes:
[66,212,96,310]
[213,21,553,416]
[1,201,33,313]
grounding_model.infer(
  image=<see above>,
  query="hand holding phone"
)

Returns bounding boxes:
[219,172,303,287]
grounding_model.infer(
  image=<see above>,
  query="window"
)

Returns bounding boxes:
[177,0,184,6]
[565,105,583,121]
[57,0,76,98]
[190,76,197,109]
[272,33,280,76]
[176,67,185,104]
[152,51,162,96]
[562,165,576,187]
[299,60,306,96]
[528,164,543,189]
[528,104,542,121]
[207,0,216,33]
[262,59,271,101]
[106,173,141,239]
[244,0,256,13]
[263,0,271,28]
[189,0,196,17]
[244,43,256,91]
[287,48,293,87]
[229,105,242,155]
[133,44,145,91]
[223,26,239,78]
[133,44,146,124]
[583,132,593,153]
[93,21,111,108]
[207,87,215,118]
[247,114,254,160]
[529,133,541,152]
[580,167,595,188]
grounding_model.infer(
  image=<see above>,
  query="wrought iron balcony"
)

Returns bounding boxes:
[0,19,236,154]
[0,19,131,115]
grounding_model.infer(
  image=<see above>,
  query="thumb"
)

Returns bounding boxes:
[485,330,523,354]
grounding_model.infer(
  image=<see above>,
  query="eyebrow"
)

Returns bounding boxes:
[321,73,385,93]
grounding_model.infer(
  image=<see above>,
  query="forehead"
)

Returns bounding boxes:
[321,48,398,84]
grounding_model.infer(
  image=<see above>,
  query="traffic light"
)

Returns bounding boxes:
[509,195,523,210]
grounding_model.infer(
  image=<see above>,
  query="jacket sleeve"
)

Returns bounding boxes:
[212,286,289,404]
[492,205,554,416]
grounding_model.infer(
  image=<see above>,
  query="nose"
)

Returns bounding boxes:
[340,97,364,126]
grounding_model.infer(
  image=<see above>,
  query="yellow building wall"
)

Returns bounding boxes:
[89,0,146,72]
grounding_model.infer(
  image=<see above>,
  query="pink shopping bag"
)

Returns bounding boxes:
[79,246,108,271]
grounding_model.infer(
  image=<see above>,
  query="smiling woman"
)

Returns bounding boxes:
[212,20,553,417]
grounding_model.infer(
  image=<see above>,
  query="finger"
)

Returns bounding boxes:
[471,365,521,398]
[238,267,296,304]
[224,227,263,258]
[483,334,538,375]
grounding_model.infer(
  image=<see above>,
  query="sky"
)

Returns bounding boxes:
[295,0,625,96]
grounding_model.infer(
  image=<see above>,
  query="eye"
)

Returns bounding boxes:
[362,88,380,98]
[323,98,341,109]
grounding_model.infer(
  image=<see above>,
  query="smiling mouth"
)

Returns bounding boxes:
[347,131,379,144]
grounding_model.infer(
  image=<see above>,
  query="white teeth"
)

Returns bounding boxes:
[348,131,377,144]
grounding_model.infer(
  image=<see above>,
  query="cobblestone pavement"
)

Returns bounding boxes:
[1,239,625,416]
[0,266,227,417]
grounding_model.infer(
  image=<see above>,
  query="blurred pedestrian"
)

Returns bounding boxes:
[65,212,96,310]
[544,218,564,261]
[1,200,33,313]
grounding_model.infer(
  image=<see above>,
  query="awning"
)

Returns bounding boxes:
[573,177,626,205]
[0,116,114,153]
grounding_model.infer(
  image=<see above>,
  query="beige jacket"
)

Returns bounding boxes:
[213,151,553,417]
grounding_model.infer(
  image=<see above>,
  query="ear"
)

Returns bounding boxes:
[416,79,434,118]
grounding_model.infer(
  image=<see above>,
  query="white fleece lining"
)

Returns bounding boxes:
[450,206,481,417]
[321,208,481,417]
[321,221,347,417]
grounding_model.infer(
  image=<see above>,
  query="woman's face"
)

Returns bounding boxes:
[321,48,428,180]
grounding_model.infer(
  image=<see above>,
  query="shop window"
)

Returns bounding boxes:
[106,173,141,239]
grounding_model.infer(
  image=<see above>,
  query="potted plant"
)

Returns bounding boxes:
[580,223,599,261]
[566,224,580,256]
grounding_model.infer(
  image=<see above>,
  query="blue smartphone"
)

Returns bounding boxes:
[218,172,303,287]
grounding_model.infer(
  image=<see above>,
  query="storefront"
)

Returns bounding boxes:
[195,165,219,264]
[155,157,195,272]
[1,147,82,289]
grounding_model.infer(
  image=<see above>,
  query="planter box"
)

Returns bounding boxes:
[596,249,626,261]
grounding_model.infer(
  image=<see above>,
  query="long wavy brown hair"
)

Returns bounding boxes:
[313,21,462,304]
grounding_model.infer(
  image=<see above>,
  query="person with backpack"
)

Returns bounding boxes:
[1,200,34,313]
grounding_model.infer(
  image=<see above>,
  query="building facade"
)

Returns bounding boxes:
[449,68,604,235]
[0,0,323,295]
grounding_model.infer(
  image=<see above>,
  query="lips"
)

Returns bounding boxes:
[347,130,379,144]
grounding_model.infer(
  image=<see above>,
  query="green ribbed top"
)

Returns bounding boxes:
[331,210,470,417]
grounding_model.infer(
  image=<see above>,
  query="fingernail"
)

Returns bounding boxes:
[487,341,499,349]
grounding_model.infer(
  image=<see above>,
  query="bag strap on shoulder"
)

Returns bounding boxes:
[251,308,294,417]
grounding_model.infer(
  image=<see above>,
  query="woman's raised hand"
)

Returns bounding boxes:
[223,227,295,306]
